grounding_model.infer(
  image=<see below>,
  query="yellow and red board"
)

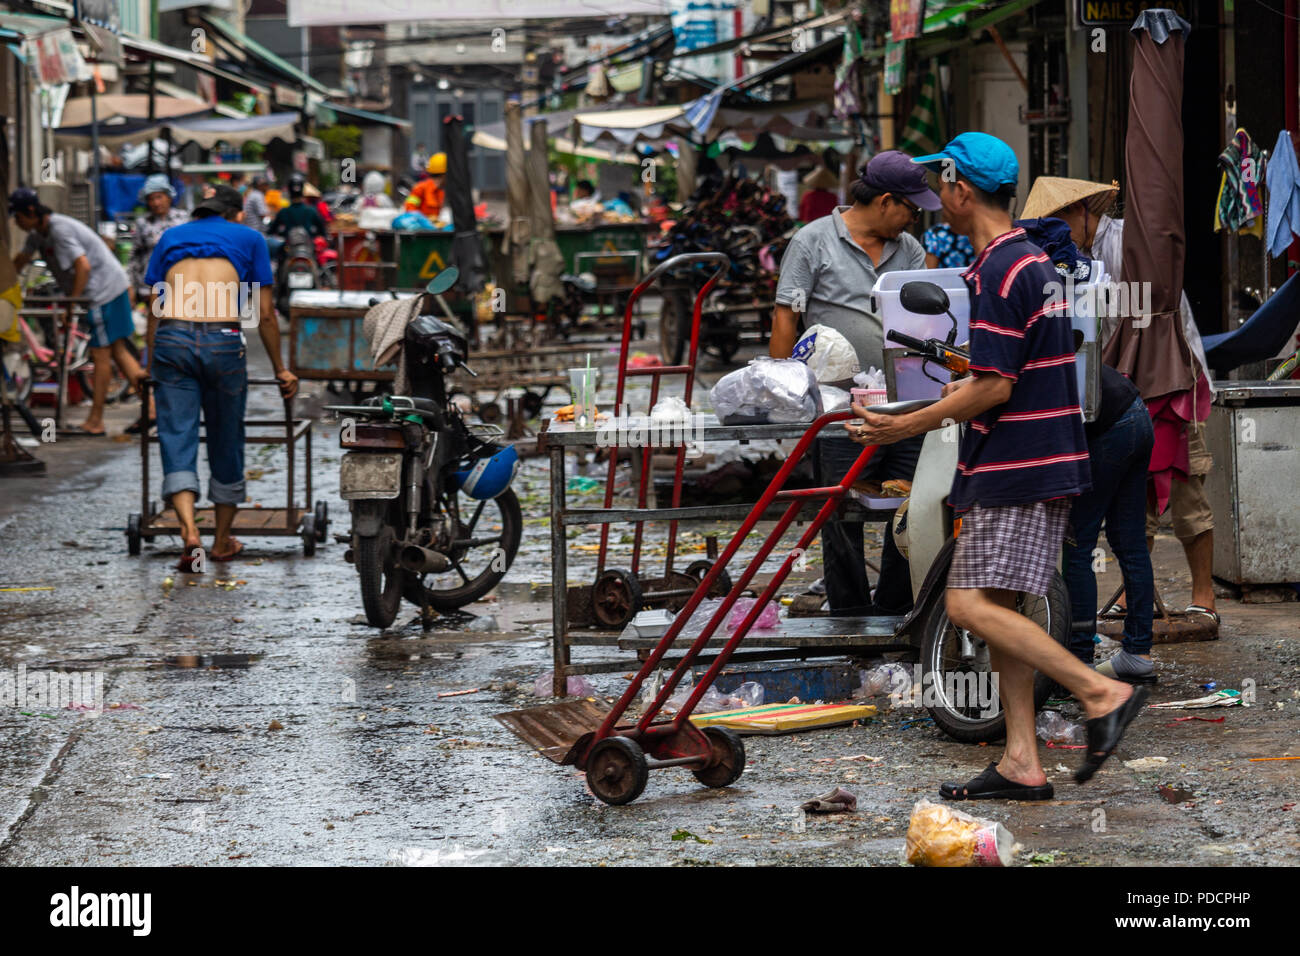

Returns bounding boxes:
[689,702,876,735]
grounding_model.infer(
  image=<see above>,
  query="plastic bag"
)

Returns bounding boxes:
[710,357,822,423]
[1035,710,1085,745]
[728,681,764,708]
[664,674,730,715]
[792,324,861,383]
[678,598,725,638]
[392,211,436,231]
[853,366,887,391]
[905,800,1014,867]
[650,395,691,421]
[726,597,780,631]
[861,663,913,697]
[819,385,850,412]
[533,671,595,697]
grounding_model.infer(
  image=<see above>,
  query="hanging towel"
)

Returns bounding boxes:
[1214,128,1264,236]
[1266,129,1300,259]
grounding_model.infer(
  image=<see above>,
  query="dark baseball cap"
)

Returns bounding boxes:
[8,187,42,216]
[193,184,244,219]
[859,150,941,211]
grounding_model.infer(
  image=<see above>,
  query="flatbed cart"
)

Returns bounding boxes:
[126,378,327,557]
[561,252,735,631]
[500,411,890,804]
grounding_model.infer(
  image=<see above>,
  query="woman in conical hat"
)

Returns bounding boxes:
[1020,176,1119,254]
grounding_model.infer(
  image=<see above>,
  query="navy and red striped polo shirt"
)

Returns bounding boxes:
[948,227,1091,511]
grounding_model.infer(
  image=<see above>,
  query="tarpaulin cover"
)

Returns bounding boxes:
[168,112,300,150]
[98,173,185,219]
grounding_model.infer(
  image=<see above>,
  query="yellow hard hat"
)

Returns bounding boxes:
[427,152,447,175]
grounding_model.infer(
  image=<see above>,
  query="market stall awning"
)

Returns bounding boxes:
[315,101,411,130]
[167,112,301,150]
[200,13,341,98]
[59,93,208,127]
[119,32,271,95]
[470,128,648,165]
[571,98,848,147]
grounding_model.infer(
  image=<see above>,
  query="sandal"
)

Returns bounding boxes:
[1075,686,1149,783]
[177,546,204,573]
[939,762,1054,802]
[211,538,244,562]
[124,417,156,435]
[1184,605,1220,626]
[61,424,108,438]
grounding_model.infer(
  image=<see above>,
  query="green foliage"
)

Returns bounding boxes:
[242,140,265,163]
[317,124,362,161]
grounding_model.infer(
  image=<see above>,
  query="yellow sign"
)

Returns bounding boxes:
[419,250,447,279]
[1079,0,1191,25]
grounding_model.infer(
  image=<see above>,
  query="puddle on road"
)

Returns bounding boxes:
[161,653,261,669]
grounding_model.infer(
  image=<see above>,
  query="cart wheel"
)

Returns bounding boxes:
[520,390,543,419]
[301,514,317,557]
[586,736,649,806]
[684,559,732,598]
[658,288,691,365]
[127,513,142,556]
[691,726,746,789]
[479,401,502,424]
[592,568,643,630]
[314,500,329,542]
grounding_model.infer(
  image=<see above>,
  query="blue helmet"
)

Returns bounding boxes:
[452,444,519,499]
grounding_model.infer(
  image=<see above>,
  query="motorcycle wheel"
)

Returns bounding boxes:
[402,488,522,612]
[355,526,403,628]
[920,571,1070,744]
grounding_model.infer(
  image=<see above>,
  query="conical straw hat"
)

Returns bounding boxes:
[1021,176,1119,220]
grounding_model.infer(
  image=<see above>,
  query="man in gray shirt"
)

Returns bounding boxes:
[771,152,938,617]
[10,188,142,436]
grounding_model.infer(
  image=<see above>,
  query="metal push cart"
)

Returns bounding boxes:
[126,379,326,556]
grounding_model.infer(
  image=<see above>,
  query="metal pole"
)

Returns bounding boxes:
[90,80,102,225]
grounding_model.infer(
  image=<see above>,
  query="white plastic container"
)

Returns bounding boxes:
[870,267,971,402]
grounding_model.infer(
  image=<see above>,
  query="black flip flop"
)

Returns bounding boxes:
[1075,686,1150,784]
[939,762,1054,802]
[61,424,108,438]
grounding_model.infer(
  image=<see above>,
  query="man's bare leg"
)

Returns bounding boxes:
[987,634,1046,786]
[212,504,237,557]
[1182,529,1215,612]
[82,345,112,433]
[171,491,202,555]
[947,588,1132,723]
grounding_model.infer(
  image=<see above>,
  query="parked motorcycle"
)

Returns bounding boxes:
[325,268,523,628]
[275,226,320,316]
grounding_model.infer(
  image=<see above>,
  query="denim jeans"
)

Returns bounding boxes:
[1063,396,1155,661]
[152,321,248,505]
[814,433,922,615]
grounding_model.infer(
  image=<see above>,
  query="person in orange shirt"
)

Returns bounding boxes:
[405,152,446,220]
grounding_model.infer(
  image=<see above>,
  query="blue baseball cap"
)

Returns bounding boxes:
[912,132,1020,195]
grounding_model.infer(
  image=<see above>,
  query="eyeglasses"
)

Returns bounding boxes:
[892,195,923,221]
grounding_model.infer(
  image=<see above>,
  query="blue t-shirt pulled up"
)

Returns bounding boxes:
[144,215,274,303]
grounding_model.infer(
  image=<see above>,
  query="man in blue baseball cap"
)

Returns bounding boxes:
[846,132,1147,798]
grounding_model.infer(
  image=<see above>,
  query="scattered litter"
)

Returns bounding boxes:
[566,476,601,493]
[1028,851,1063,866]
[19,712,56,719]
[0,585,54,592]
[1248,755,1300,762]
[465,616,499,632]
[437,688,481,698]
[1201,682,1218,692]
[905,800,1014,867]
[839,754,882,763]
[650,396,691,421]
[1123,756,1169,771]
[800,786,858,813]
[1164,716,1226,726]
[1148,689,1242,709]
[1045,740,1086,750]
[533,672,595,697]
[1036,710,1085,745]
[671,828,712,844]
[1157,784,1195,804]
[861,663,912,698]
[267,719,284,731]
[136,773,173,780]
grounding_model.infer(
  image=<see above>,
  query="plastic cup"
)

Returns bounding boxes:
[851,387,888,408]
[568,368,597,427]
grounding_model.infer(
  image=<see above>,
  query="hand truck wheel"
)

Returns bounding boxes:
[586,736,649,805]
[592,568,643,630]
[301,514,317,557]
[479,401,502,424]
[684,559,732,598]
[314,500,329,542]
[691,726,745,789]
[127,513,142,556]
[520,390,543,419]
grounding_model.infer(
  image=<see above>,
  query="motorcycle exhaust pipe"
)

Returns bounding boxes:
[399,544,451,574]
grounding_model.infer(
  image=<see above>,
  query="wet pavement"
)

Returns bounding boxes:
[1,344,1298,867]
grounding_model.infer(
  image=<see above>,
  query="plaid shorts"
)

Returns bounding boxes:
[948,499,1070,595]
